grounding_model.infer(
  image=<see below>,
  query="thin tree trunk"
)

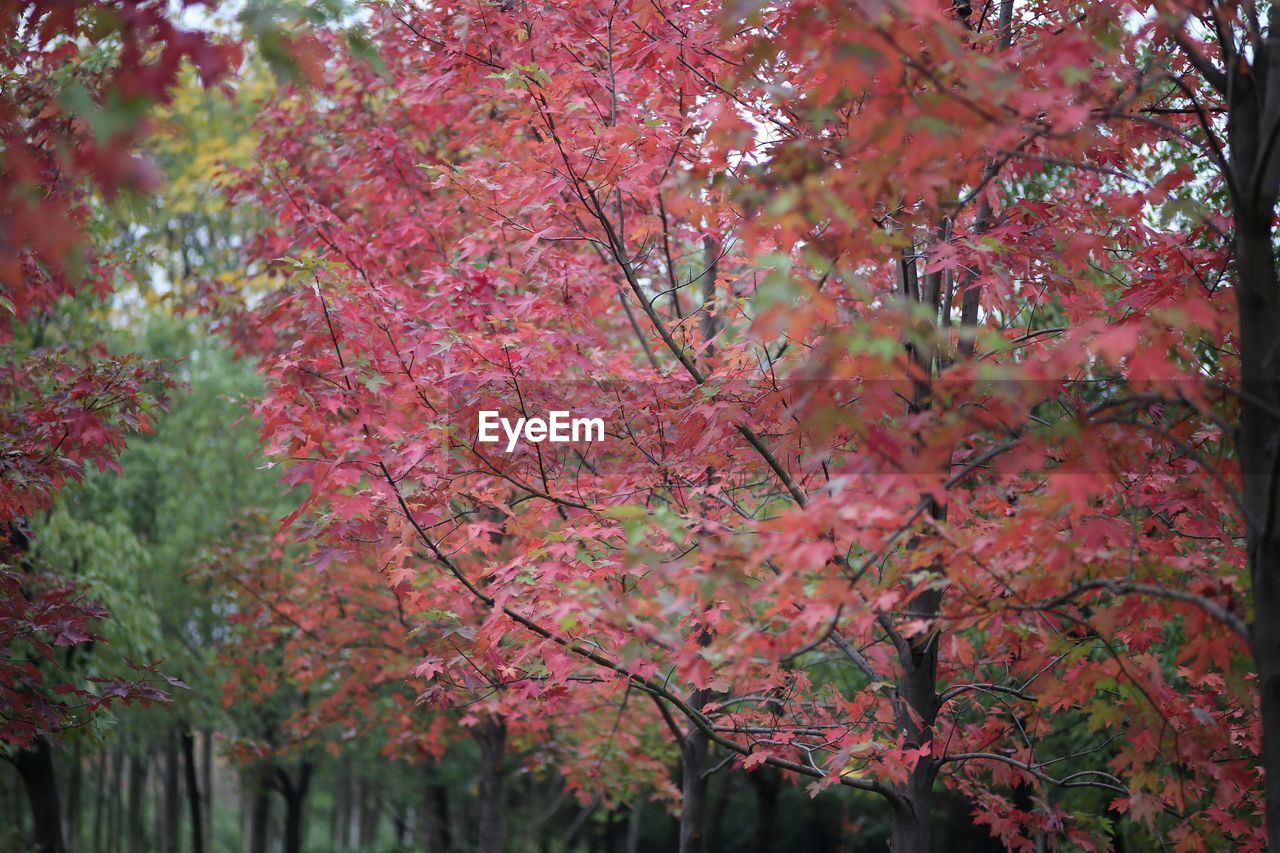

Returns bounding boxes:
[358,775,378,845]
[154,764,164,853]
[678,689,710,853]
[9,766,25,838]
[182,728,205,853]
[160,733,179,853]
[277,762,312,853]
[363,775,376,846]
[475,716,506,853]
[127,750,148,853]
[394,802,408,846]
[886,581,941,853]
[748,769,780,853]
[247,764,271,853]
[625,800,642,853]
[422,764,451,853]
[65,738,82,850]
[335,757,351,849]
[93,748,107,853]
[201,731,212,853]
[350,775,363,847]
[108,744,124,853]
[15,736,67,853]
[698,236,721,358]
[707,770,733,849]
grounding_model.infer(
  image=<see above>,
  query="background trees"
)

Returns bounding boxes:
[4,0,1278,851]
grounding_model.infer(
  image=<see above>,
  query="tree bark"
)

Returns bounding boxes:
[707,769,734,850]
[1223,11,1280,847]
[357,774,378,845]
[1237,208,1280,849]
[93,749,106,853]
[201,731,213,853]
[334,756,351,849]
[678,690,710,853]
[15,736,67,853]
[625,799,642,853]
[108,744,124,853]
[127,750,148,853]
[394,802,408,846]
[158,733,179,853]
[65,738,82,850]
[698,236,721,359]
[475,716,506,853]
[748,768,780,853]
[246,764,271,853]
[277,761,313,853]
[422,763,451,853]
[182,728,205,853]
[886,582,942,853]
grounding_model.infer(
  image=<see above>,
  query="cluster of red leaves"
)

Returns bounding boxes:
[0,348,169,521]
[236,0,1259,847]
[0,565,178,749]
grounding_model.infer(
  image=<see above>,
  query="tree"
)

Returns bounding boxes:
[243,0,1264,849]
[0,3,239,849]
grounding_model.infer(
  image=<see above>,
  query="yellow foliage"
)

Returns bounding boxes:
[147,63,274,218]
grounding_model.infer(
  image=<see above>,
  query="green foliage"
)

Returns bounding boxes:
[35,314,288,722]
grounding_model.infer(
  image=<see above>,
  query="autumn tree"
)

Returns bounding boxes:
[241,0,1270,850]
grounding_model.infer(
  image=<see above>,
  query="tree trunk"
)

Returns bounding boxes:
[1237,214,1280,848]
[1224,14,1280,847]
[707,769,734,850]
[247,764,272,853]
[127,750,148,853]
[108,744,124,853]
[350,775,363,847]
[335,756,351,849]
[748,768,780,853]
[394,802,408,846]
[625,800,642,853]
[9,767,26,839]
[153,763,164,853]
[201,732,213,853]
[888,786,932,853]
[422,764,451,853]
[93,749,107,853]
[65,738,82,850]
[678,690,710,853]
[357,774,378,845]
[182,729,205,853]
[604,810,629,853]
[15,736,67,853]
[277,762,313,853]
[886,585,941,853]
[699,236,721,358]
[157,733,179,853]
[475,716,506,853]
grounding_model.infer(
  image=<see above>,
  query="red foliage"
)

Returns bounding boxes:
[239,0,1258,846]
[0,565,176,749]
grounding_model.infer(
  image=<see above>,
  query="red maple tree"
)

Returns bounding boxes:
[238,0,1274,849]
